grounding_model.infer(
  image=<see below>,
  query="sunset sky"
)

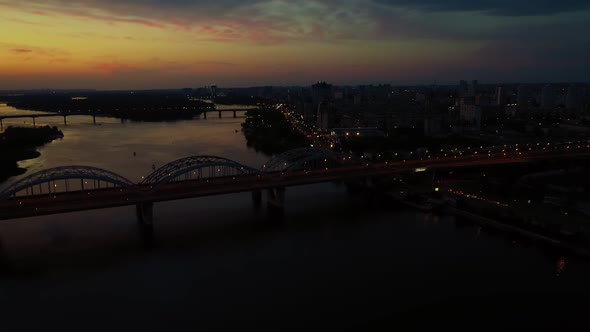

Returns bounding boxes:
[1,0,589,89]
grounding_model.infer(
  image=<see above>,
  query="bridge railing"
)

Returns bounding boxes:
[0,149,369,200]
[261,148,364,173]
[0,166,135,200]
[140,156,262,189]
[6,142,587,200]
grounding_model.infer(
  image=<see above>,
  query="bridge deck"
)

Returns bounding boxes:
[0,112,99,119]
[1,149,588,221]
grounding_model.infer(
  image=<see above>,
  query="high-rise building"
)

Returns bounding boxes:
[496,86,505,106]
[317,103,329,131]
[311,82,332,126]
[566,86,579,110]
[458,80,468,97]
[517,84,530,110]
[541,84,555,110]
[468,80,478,97]
[312,82,332,106]
[208,84,218,98]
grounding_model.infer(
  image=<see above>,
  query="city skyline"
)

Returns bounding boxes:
[1,0,589,89]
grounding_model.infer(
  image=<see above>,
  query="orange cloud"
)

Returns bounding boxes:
[93,62,134,74]
[11,48,33,53]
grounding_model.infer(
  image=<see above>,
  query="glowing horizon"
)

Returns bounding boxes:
[1,0,589,89]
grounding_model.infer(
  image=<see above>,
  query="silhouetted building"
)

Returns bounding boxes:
[317,102,329,131]
[302,102,314,122]
[312,82,332,107]
[517,84,530,110]
[460,104,500,130]
[468,80,478,97]
[458,80,469,97]
[208,85,218,98]
[496,86,505,106]
[312,82,333,129]
[566,86,580,111]
[424,114,447,137]
[541,84,555,110]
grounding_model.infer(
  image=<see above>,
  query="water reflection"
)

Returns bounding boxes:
[556,259,566,276]
[1,105,262,183]
[0,103,268,264]
[0,103,588,302]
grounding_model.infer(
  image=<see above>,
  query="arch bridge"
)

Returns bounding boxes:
[0,166,135,199]
[262,148,363,173]
[0,149,362,200]
[141,155,261,188]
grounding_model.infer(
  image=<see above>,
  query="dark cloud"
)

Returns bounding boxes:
[370,7,590,42]
[38,0,265,16]
[373,0,590,16]
[1,0,269,27]
[2,0,589,85]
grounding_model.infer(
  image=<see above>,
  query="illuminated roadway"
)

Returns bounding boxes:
[1,147,589,221]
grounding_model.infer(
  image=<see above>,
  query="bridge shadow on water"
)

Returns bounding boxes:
[0,184,379,276]
[1,184,589,331]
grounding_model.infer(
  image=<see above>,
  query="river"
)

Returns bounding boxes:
[0,103,589,330]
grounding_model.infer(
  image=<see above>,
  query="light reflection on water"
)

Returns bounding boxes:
[1,104,590,329]
[1,105,261,182]
[0,103,268,261]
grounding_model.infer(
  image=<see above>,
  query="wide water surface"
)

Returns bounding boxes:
[0,103,589,329]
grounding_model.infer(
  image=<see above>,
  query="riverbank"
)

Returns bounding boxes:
[393,193,590,258]
[0,126,63,183]
[2,93,214,122]
[241,108,310,155]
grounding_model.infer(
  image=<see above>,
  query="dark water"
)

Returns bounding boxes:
[1,104,589,330]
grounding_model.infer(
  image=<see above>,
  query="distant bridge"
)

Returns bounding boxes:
[0,109,253,126]
[202,108,254,119]
[0,112,106,128]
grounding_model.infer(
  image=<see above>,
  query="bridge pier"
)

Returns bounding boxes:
[364,176,375,189]
[203,111,207,119]
[136,202,155,247]
[0,118,3,130]
[345,180,366,195]
[0,235,9,272]
[93,114,96,125]
[63,115,67,125]
[218,110,222,119]
[32,117,36,128]
[267,187,286,216]
[252,190,262,210]
[233,110,237,118]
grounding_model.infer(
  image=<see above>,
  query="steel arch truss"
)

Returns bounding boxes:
[141,156,260,187]
[0,166,134,200]
[262,148,362,173]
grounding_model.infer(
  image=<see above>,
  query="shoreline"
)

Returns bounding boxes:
[395,197,590,258]
[0,126,63,184]
[0,148,41,183]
